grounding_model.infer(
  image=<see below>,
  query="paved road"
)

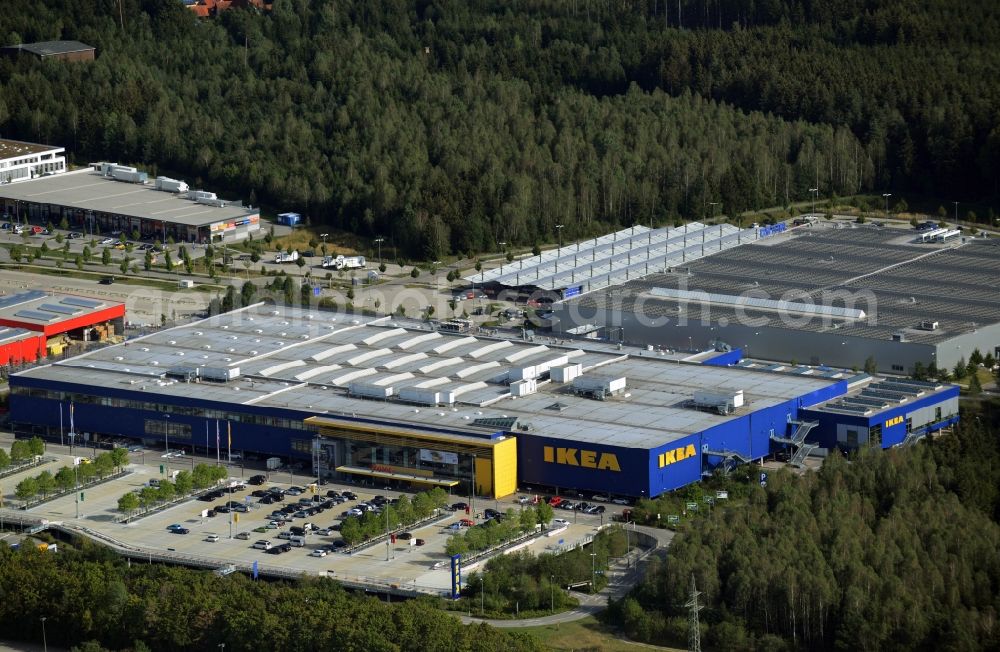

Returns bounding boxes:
[459,524,673,628]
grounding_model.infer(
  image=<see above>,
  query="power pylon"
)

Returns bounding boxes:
[684,573,703,652]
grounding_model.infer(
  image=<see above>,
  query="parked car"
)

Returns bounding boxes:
[166,524,183,531]
[204,534,220,543]
[552,518,569,527]
[331,539,347,549]
[611,497,631,506]
[450,502,468,512]
[548,496,564,507]
[170,527,190,535]
[310,548,328,557]
[326,490,341,498]
[590,494,610,502]
[254,540,272,550]
[248,475,267,485]
[516,495,531,504]
[398,532,413,541]
[99,276,116,285]
[342,491,357,500]
[286,486,304,495]
[235,531,251,540]
[415,539,426,546]
[277,531,292,540]
[484,509,500,519]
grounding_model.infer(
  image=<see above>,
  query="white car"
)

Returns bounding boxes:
[204,534,220,543]
[253,540,272,550]
[516,495,531,504]
[266,521,280,529]
[552,518,569,527]
[315,527,332,536]
[310,548,328,557]
[100,237,116,245]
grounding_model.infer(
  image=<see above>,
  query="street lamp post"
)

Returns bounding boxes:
[555,224,564,249]
[590,552,597,592]
[374,237,384,265]
[40,617,47,652]
[480,576,485,616]
[320,233,329,256]
[809,187,819,217]
[953,201,959,224]
[497,241,507,276]
[882,193,892,220]
[550,575,555,613]
[708,201,719,221]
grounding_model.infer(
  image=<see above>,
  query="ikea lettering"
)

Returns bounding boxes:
[543,446,621,472]
[658,445,697,468]
[885,415,904,428]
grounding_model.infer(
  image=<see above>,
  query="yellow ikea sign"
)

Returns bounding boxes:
[543,446,621,472]
[885,415,904,428]
[658,445,697,468]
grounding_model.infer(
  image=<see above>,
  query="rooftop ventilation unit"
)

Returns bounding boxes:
[693,389,744,415]
[348,381,393,399]
[551,363,582,383]
[918,320,940,331]
[511,378,538,397]
[199,366,241,383]
[571,375,626,401]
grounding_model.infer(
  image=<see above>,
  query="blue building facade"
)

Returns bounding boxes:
[10,368,960,499]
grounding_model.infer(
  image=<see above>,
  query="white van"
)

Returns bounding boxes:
[289,535,306,547]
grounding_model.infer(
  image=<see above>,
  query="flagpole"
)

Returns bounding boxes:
[60,403,64,447]
[205,421,209,457]
[227,421,232,464]
[215,420,220,467]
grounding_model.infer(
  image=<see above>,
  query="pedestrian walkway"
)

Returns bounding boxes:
[459,524,672,628]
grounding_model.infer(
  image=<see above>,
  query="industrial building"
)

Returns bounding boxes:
[0,139,67,184]
[0,166,260,243]
[466,222,785,301]
[0,290,125,361]
[0,40,95,62]
[8,305,959,499]
[552,224,1000,374]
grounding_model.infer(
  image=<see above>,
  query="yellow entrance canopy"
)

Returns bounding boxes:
[335,465,460,487]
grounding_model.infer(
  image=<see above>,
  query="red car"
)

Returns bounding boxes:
[459,518,475,527]
[548,496,563,507]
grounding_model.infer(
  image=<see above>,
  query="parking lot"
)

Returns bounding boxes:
[0,435,618,593]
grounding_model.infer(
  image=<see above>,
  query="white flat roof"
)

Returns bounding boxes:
[0,169,256,227]
[15,306,841,449]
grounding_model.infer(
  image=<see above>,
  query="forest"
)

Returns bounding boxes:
[607,398,1000,651]
[2,1,993,258]
[0,541,542,652]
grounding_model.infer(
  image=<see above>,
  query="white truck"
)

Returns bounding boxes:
[275,251,299,264]
[321,254,366,270]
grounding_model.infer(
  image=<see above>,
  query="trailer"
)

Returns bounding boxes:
[275,251,300,264]
[266,457,282,471]
[110,166,147,184]
[154,176,189,193]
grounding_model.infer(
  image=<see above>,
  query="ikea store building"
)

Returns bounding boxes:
[8,306,959,499]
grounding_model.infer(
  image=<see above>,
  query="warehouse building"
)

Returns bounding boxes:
[8,305,959,499]
[0,166,260,243]
[553,225,1000,374]
[0,139,67,184]
[0,290,125,361]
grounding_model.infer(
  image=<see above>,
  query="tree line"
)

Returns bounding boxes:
[0,542,543,651]
[338,486,449,546]
[607,399,1000,650]
[14,448,129,506]
[116,463,228,518]
[0,0,897,260]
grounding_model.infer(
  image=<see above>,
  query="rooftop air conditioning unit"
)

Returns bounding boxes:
[693,389,744,415]
[572,375,627,401]
[919,320,939,331]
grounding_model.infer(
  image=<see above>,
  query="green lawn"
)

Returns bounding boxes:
[514,616,682,652]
